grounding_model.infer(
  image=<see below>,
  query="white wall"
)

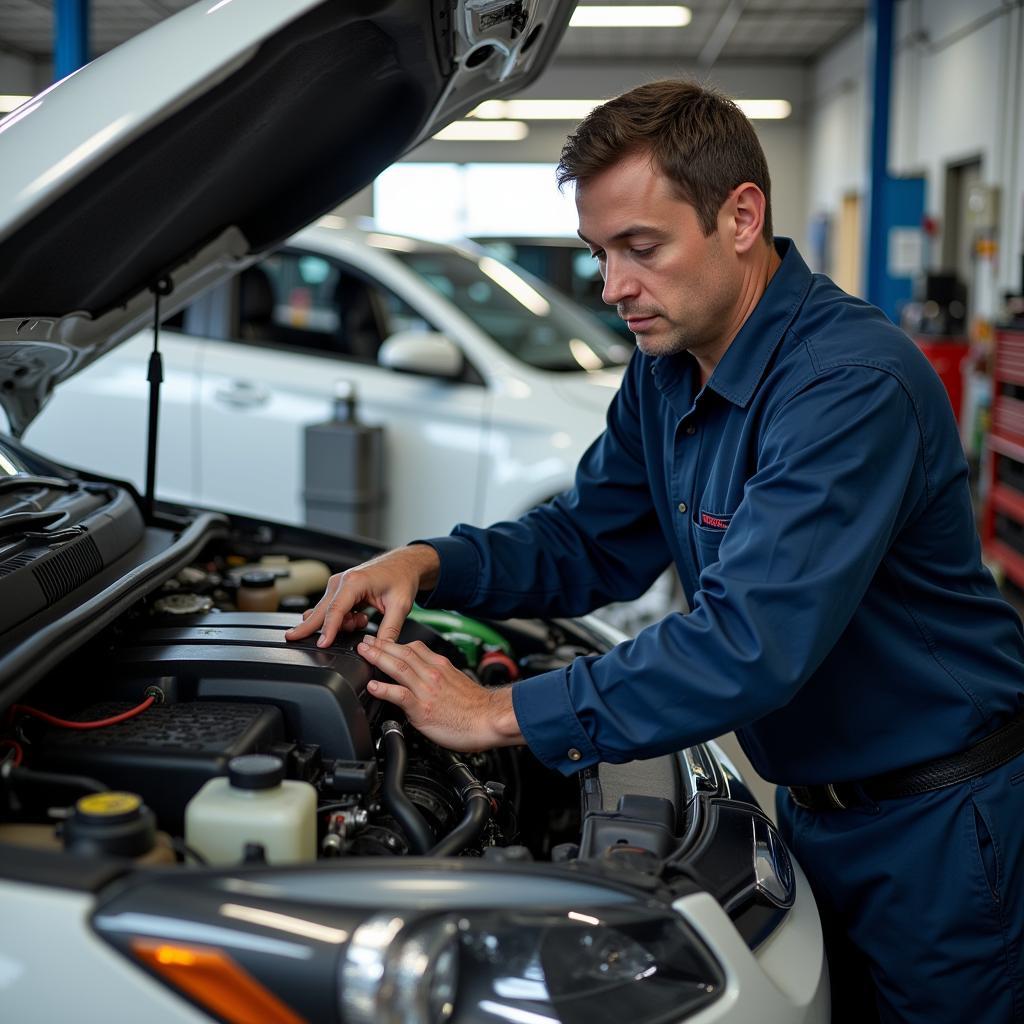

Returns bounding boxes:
[808,0,1024,300]
[808,29,866,217]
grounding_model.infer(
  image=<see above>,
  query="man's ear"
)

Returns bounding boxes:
[730,182,767,254]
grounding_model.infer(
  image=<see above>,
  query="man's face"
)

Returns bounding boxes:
[576,150,742,359]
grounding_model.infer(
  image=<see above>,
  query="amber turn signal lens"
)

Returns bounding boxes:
[131,939,307,1024]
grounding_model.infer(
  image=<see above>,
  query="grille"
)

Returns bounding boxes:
[0,552,34,577]
[33,535,104,604]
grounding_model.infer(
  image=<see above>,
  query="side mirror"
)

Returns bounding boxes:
[377,331,463,380]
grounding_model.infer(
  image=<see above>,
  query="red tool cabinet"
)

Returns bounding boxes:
[982,327,1024,587]
[913,336,969,424]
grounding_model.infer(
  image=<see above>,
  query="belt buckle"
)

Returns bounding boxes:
[826,783,847,810]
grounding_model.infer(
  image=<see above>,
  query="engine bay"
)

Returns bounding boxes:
[0,464,794,956]
[0,535,655,867]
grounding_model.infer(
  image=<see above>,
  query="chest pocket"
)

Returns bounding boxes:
[691,509,732,571]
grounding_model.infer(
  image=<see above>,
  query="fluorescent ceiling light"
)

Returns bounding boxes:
[469,97,790,122]
[433,120,529,141]
[570,5,691,28]
[0,95,31,114]
[471,99,603,120]
[734,99,792,119]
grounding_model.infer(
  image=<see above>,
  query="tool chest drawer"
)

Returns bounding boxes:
[983,328,1024,587]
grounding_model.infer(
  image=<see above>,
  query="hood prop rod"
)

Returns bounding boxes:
[144,277,173,520]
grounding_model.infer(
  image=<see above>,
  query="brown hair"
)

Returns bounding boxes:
[557,79,773,242]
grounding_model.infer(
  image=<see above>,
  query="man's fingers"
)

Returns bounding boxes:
[285,608,369,645]
[377,603,410,644]
[406,639,447,666]
[285,611,323,640]
[357,639,412,682]
[358,638,434,689]
[366,679,409,708]
[285,580,341,640]
[316,584,364,647]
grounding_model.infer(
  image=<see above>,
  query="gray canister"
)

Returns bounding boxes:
[303,383,386,541]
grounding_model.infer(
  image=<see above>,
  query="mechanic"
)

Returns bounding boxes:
[287,80,1024,1022]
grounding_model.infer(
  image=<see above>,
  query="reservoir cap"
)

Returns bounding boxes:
[229,754,285,790]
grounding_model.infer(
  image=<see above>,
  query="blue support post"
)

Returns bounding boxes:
[864,0,894,314]
[54,0,90,81]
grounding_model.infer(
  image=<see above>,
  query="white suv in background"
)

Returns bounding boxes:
[25,221,632,547]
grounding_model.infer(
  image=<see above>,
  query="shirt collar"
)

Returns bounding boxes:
[704,237,812,408]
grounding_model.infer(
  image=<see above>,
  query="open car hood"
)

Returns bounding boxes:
[0,0,573,435]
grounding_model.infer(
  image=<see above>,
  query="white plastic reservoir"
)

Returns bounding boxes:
[185,754,317,865]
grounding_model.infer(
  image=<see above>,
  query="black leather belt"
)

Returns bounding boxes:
[788,712,1024,812]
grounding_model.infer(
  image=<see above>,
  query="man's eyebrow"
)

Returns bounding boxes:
[578,225,667,246]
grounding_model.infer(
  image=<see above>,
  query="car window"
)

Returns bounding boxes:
[393,247,631,372]
[231,250,437,365]
[475,239,633,343]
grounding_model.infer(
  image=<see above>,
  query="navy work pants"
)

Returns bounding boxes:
[776,753,1024,1023]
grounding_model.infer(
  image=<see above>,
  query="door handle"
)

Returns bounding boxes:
[214,380,271,409]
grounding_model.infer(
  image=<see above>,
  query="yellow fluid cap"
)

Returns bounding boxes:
[77,792,142,818]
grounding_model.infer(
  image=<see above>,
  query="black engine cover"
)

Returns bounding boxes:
[87,612,376,761]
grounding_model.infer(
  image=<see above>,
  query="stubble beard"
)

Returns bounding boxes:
[633,315,709,358]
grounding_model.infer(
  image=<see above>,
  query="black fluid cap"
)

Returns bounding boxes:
[63,792,156,859]
[239,570,276,589]
[228,754,285,790]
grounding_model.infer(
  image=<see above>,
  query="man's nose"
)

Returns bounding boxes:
[601,256,637,306]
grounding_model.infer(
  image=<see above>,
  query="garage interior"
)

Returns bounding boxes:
[0,3,1023,1020]
[3,0,1018,808]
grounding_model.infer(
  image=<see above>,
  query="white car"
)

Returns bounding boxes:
[24,222,631,546]
[0,2,828,1022]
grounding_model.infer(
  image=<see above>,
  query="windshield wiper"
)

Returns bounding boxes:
[0,510,69,539]
[0,476,77,496]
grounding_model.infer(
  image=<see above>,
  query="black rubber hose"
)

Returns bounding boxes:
[428,752,492,857]
[3,763,107,796]
[379,721,434,854]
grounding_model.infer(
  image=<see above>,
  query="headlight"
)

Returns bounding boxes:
[340,904,723,1024]
[96,868,725,1024]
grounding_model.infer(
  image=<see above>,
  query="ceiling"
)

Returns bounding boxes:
[0,0,867,68]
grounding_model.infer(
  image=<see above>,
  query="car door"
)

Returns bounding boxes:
[196,249,490,544]
[20,321,202,504]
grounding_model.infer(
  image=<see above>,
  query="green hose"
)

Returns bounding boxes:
[406,606,513,665]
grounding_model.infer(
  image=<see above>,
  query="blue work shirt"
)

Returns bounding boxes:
[420,239,1024,783]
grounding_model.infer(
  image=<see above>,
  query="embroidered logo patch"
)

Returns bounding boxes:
[699,510,732,530]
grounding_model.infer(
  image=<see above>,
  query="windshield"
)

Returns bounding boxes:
[392,247,632,372]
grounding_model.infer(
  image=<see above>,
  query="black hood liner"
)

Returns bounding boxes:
[0,2,445,319]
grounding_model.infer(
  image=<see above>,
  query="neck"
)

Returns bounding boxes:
[695,242,781,384]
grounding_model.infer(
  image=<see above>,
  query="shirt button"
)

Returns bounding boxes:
[568,748,582,761]
[677,502,688,514]
[685,424,696,435]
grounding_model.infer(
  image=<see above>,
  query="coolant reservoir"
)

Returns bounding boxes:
[184,755,317,865]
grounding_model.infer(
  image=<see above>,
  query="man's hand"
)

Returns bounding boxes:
[357,634,524,752]
[284,545,441,648]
